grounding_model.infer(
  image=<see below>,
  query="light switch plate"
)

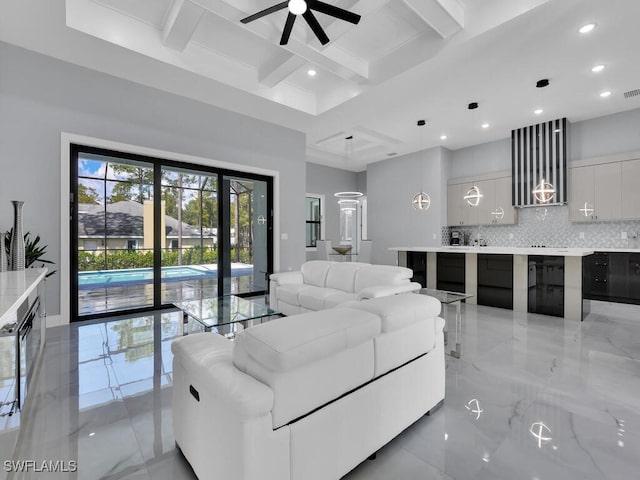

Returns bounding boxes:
[281,233,288,240]
[621,232,628,239]
[579,232,585,239]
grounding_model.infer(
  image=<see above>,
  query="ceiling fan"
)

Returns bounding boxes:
[240,0,361,46]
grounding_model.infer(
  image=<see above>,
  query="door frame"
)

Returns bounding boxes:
[62,133,279,323]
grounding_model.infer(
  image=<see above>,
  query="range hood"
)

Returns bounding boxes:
[511,118,569,207]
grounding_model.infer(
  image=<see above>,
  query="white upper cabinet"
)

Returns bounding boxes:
[570,162,622,222]
[490,176,517,225]
[621,159,640,219]
[448,182,480,226]
[448,176,516,226]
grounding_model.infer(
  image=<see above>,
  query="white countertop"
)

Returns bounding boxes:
[390,246,595,257]
[0,268,47,327]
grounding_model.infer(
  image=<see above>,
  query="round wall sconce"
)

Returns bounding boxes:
[412,192,431,211]
[464,185,483,207]
[532,178,556,203]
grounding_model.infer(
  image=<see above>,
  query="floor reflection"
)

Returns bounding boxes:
[9,300,640,480]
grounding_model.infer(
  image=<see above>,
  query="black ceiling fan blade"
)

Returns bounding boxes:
[302,9,330,45]
[240,1,288,24]
[280,12,297,45]
[309,0,361,24]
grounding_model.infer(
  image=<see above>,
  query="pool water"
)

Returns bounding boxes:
[79,265,254,289]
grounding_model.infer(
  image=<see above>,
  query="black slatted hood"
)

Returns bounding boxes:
[511,118,569,207]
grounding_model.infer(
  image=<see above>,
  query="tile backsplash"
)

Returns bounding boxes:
[442,206,640,249]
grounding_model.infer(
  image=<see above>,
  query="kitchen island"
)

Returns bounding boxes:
[391,247,594,321]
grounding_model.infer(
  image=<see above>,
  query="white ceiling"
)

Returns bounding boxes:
[2,0,640,171]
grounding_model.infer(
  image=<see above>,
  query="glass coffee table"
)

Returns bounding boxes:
[175,295,281,337]
[417,288,474,359]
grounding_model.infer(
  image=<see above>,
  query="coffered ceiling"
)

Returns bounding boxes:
[2,0,640,171]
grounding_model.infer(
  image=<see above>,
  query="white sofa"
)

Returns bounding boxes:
[269,260,421,315]
[172,293,445,480]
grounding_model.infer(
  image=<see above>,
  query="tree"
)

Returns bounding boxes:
[78,184,101,204]
[108,163,153,204]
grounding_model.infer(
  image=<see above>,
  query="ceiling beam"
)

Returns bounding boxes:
[309,0,388,50]
[402,0,464,39]
[162,0,206,51]
[259,54,307,87]
[192,0,369,84]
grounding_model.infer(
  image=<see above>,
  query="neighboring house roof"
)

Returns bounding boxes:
[77,201,211,237]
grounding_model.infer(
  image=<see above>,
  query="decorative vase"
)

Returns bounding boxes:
[10,201,25,271]
[0,231,7,272]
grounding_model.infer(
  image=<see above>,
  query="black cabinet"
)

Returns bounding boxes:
[437,253,465,293]
[528,255,565,317]
[406,251,427,288]
[628,254,640,301]
[477,254,513,309]
[583,252,640,305]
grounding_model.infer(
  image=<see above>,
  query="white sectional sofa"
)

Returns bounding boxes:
[269,260,421,315]
[172,293,445,480]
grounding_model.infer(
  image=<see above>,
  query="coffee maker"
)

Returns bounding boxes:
[450,231,461,246]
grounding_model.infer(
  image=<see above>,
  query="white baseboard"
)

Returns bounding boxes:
[46,315,67,328]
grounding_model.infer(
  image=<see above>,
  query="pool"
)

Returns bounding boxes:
[79,264,254,289]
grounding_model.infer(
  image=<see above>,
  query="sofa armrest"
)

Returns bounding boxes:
[172,334,274,419]
[357,282,422,300]
[270,271,303,286]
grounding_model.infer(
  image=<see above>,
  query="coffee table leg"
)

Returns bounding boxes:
[182,311,189,336]
[449,301,462,359]
[443,304,448,346]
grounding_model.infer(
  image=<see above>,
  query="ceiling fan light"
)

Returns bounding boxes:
[288,0,307,15]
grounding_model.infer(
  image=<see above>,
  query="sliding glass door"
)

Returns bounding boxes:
[71,145,273,320]
[160,167,219,306]
[74,153,156,316]
[223,176,270,296]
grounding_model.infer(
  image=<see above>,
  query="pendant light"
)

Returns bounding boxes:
[412,120,431,211]
[464,103,483,207]
[335,136,363,211]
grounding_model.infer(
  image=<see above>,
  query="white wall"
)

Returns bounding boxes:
[569,108,640,160]
[449,138,512,178]
[367,147,447,265]
[0,42,307,317]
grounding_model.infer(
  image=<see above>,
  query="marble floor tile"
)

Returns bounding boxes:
[7,300,640,479]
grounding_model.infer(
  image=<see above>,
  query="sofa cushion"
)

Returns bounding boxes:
[233,307,381,373]
[324,263,361,293]
[324,291,358,308]
[298,286,344,311]
[354,265,413,291]
[301,261,332,287]
[373,318,443,377]
[277,283,306,306]
[344,294,441,333]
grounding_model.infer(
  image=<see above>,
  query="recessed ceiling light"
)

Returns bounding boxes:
[534,108,544,115]
[307,69,317,77]
[579,23,596,34]
[600,90,612,98]
[440,135,447,140]
[591,64,605,73]
[481,123,490,129]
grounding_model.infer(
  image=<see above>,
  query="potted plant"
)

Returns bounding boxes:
[4,230,56,276]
